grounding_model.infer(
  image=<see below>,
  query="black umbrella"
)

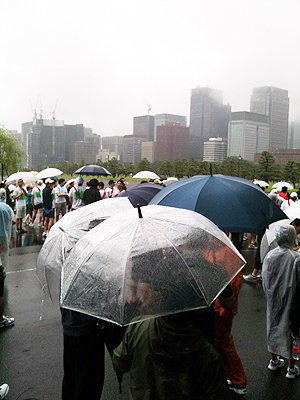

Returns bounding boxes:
[118,183,164,207]
[74,165,111,176]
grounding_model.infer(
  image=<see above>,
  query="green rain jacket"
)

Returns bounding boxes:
[113,317,231,400]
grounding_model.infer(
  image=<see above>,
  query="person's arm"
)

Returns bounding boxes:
[112,329,132,375]
[218,283,235,310]
[290,275,300,338]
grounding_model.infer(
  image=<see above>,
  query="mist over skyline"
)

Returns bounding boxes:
[1,0,299,136]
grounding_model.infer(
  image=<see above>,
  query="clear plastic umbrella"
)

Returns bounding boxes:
[6,171,36,183]
[37,197,133,303]
[133,171,160,180]
[272,181,293,191]
[253,180,269,187]
[61,205,246,326]
[36,168,63,180]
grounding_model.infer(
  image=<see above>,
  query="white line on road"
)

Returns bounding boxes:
[6,268,36,274]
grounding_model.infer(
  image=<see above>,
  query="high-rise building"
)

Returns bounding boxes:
[101,136,123,162]
[289,121,300,149]
[189,86,231,160]
[250,86,289,150]
[133,115,155,141]
[227,111,269,162]
[155,123,189,161]
[123,135,144,164]
[203,138,227,162]
[154,114,186,141]
[22,119,98,169]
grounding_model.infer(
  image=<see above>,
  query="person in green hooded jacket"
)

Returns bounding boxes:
[113,309,231,400]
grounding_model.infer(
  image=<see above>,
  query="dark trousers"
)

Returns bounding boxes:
[62,329,105,400]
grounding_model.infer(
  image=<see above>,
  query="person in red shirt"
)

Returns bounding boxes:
[278,186,289,200]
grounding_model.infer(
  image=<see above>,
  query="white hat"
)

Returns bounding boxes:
[45,178,54,184]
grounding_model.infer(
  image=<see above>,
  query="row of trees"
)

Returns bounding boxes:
[53,152,300,186]
[2,125,300,185]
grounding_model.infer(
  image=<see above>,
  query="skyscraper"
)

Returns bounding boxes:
[189,86,231,160]
[227,111,269,162]
[154,113,187,141]
[250,86,289,150]
[133,115,154,141]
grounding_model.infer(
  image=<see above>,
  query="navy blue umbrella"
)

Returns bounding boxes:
[149,175,288,233]
[74,165,111,176]
[118,183,164,207]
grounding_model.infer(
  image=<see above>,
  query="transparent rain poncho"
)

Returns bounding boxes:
[37,197,133,303]
[0,202,14,269]
[61,204,246,326]
[262,224,300,359]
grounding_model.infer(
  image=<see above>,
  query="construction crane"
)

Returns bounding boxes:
[144,99,151,115]
[39,94,43,119]
[29,98,37,120]
[52,99,58,120]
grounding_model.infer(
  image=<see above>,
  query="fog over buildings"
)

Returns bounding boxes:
[1,1,300,166]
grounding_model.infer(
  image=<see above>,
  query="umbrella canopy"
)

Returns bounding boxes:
[6,171,36,184]
[36,168,63,180]
[149,175,288,233]
[260,219,292,262]
[29,170,39,176]
[163,177,179,185]
[272,181,293,191]
[37,197,133,303]
[73,165,111,176]
[60,205,246,326]
[133,171,160,180]
[253,180,269,187]
[118,183,164,207]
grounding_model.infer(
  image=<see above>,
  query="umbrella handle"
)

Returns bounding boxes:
[137,204,143,218]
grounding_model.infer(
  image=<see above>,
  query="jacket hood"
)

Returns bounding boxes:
[275,224,296,248]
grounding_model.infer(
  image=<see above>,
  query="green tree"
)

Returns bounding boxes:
[284,161,300,187]
[0,127,26,181]
[136,158,152,172]
[256,151,276,182]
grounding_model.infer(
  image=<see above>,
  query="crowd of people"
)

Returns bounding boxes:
[0,176,128,239]
[1,181,300,399]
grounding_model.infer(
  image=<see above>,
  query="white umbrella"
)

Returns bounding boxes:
[133,171,160,180]
[36,168,63,180]
[260,219,291,262]
[272,181,293,191]
[163,177,179,185]
[253,180,269,187]
[61,205,246,326]
[6,171,36,184]
[37,197,133,304]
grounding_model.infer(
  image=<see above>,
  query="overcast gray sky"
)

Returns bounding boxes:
[1,0,299,136]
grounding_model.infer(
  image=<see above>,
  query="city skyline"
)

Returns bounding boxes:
[0,0,299,136]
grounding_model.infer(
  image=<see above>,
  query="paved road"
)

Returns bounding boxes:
[1,246,300,399]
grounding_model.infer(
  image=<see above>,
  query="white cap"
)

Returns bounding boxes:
[45,178,54,184]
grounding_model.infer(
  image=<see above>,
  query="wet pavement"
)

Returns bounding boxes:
[1,231,300,399]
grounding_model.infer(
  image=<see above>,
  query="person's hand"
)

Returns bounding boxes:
[291,331,299,340]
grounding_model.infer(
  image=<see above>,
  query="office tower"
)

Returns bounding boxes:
[227,111,269,162]
[154,114,187,141]
[203,138,227,162]
[133,115,155,141]
[189,86,231,160]
[101,136,123,161]
[123,135,144,164]
[250,86,289,149]
[22,118,98,169]
[155,123,189,161]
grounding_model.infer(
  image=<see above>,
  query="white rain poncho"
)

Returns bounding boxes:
[0,201,14,269]
[262,224,299,359]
